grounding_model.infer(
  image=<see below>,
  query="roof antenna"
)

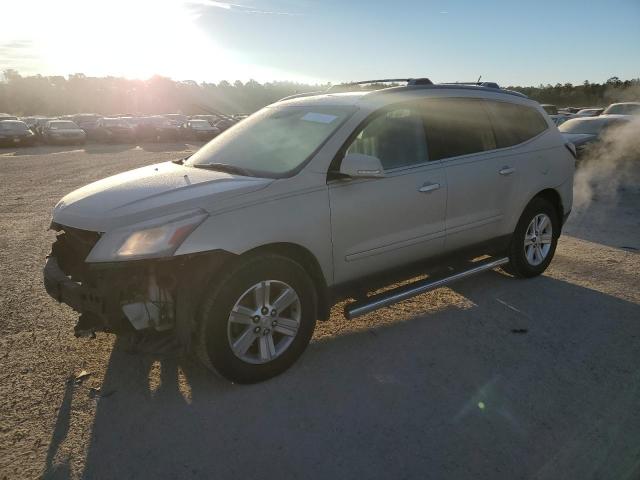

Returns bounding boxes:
[476,75,482,85]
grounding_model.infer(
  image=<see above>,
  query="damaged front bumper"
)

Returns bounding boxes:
[43,253,219,340]
[44,256,86,312]
[43,225,232,341]
[43,255,173,335]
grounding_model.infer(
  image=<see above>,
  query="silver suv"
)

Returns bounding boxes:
[44,79,574,383]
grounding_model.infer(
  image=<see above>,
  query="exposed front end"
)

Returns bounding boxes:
[43,220,230,342]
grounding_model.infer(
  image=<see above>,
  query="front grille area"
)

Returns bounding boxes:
[51,226,101,282]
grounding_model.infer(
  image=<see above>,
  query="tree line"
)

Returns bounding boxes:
[507,77,640,108]
[1,70,638,116]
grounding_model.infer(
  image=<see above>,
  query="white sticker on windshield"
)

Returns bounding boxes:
[302,112,338,124]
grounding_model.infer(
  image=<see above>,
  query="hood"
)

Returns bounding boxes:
[52,161,273,232]
[561,132,597,147]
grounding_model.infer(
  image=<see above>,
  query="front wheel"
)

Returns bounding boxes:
[503,197,560,278]
[198,254,317,383]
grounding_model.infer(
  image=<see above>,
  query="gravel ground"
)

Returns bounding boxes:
[1,144,639,480]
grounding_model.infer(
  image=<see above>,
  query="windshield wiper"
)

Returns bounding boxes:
[172,154,192,165]
[191,162,254,177]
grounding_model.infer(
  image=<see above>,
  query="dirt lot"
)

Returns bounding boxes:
[1,144,639,480]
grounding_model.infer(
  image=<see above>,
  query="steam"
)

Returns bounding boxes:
[572,116,640,210]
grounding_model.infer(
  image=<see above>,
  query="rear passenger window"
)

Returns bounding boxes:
[485,100,548,148]
[346,107,428,170]
[421,98,497,161]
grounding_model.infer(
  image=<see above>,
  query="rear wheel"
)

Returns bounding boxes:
[198,254,317,384]
[504,197,559,278]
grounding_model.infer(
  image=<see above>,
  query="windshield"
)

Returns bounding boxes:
[0,121,29,132]
[603,103,640,115]
[186,105,355,177]
[190,120,210,128]
[559,118,608,135]
[49,121,79,129]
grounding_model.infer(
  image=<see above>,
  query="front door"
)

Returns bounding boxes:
[328,105,447,285]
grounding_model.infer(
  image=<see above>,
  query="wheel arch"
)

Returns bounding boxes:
[532,188,564,231]
[242,242,331,321]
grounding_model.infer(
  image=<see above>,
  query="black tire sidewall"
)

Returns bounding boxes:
[508,197,560,278]
[199,255,317,384]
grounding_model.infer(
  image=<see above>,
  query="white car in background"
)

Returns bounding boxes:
[44,79,574,383]
[602,102,640,116]
[574,108,604,117]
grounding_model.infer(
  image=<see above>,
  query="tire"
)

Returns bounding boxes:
[197,254,317,384]
[503,197,560,278]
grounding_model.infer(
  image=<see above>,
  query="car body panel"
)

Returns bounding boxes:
[49,85,574,291]
[52,162,273,232]
[175,170,335,282]
[328,162,447,284]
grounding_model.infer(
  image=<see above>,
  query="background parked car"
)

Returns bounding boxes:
[182,119,220,141]
[95,117,136,143]
[559,115,629,160]
[0,120,37,147]
[71,114,103,141]
[551,116,570,127]
[190,114,220,127]
[163,113,189,125]
[541,103,573,126]
[20,117,40,129]
[540,104,559,115]
[33,117,56,138]
[574,108,604,117]
[135,116,182,142]
[0,115,19,122]
[602,102,640,116]
[213,117,237,133]
[41,120,86,145]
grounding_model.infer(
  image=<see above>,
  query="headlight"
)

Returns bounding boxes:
[85,210,208,262]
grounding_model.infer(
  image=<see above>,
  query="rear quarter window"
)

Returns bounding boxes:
[485,101,548,148]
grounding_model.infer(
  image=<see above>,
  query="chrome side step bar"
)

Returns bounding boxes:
[344,257,509,319]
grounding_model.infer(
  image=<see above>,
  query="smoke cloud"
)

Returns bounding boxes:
[572,116,640,210]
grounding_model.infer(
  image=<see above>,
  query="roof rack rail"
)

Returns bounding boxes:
[277,90,326,102]
[441,81,501,89]
[327,78,432,92]
[277,78,528,102]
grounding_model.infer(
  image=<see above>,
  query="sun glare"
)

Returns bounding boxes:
[2,0,233,81]
[1,0,325,84]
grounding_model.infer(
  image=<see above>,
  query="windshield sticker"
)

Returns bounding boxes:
[302,112,338,124]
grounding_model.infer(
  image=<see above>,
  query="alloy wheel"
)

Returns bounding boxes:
[227,280,301,364]
[524,213,553,266]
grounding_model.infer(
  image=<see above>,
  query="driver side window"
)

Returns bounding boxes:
[346,107,428,170]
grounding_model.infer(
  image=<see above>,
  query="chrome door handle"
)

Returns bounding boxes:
[419,182,441,193]
[499,167,516,176]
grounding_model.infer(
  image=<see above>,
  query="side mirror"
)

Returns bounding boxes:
[339,153,385,179]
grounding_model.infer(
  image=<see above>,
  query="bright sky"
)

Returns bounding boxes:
[1,0,638,86]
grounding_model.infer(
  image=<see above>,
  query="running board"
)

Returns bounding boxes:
[344,257,509,319]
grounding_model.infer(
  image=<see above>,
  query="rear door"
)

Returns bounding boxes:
[328,104,447,284]
[421,97,520,251]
